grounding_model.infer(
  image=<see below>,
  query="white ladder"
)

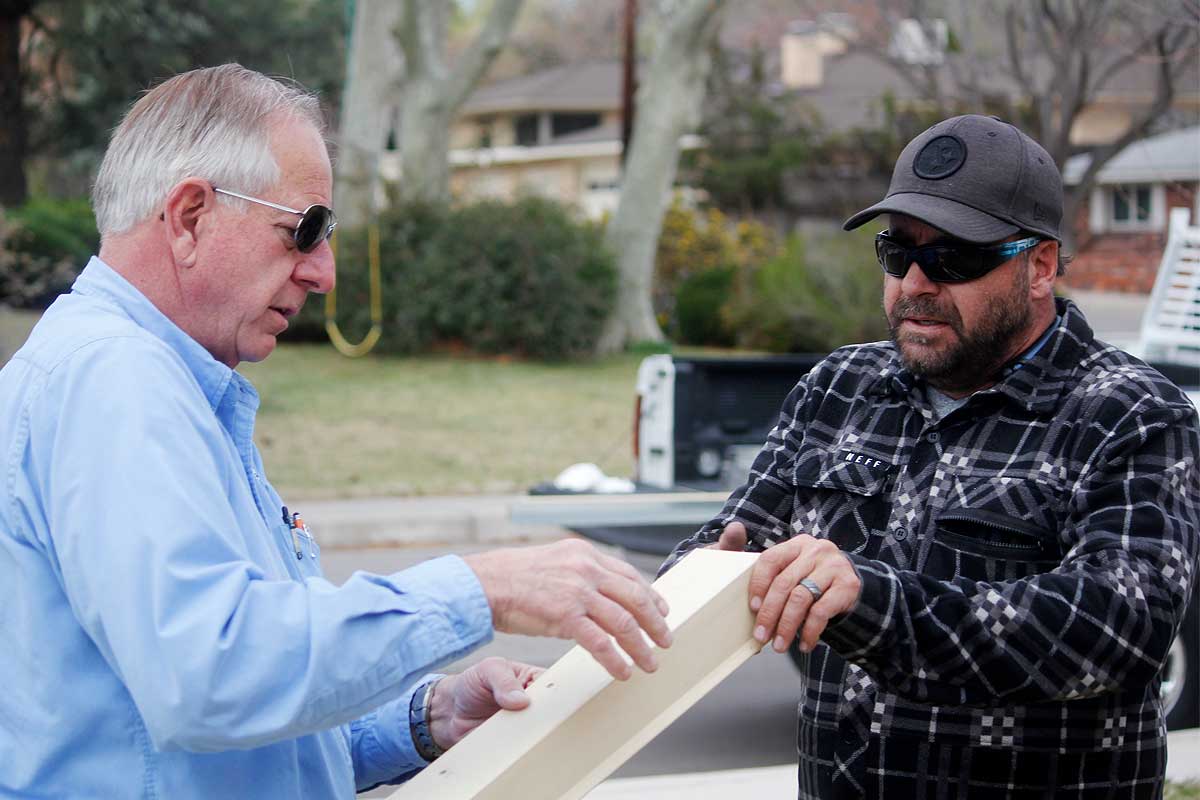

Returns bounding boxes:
[1138,207,1200,368]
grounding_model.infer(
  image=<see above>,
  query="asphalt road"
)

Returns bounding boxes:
[320,543,802,789]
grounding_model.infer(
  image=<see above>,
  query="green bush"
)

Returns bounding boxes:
[723,227,889,353]
[293,196,616,360]
[653,199,777,337]
[290,198,447,351]
[421,197,616,360]
[0,197,98,309]
[676,266,736,347]
[8,197,100,267]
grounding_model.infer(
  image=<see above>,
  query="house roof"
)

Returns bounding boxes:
[774,12,1196,133]
[1089,51,1200,101]
[462,60,622,116]
[1063,126,1200,185]
[789,51,917,131]
[772,47,1029,132]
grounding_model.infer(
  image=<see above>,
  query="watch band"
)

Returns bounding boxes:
[408,677,446,762]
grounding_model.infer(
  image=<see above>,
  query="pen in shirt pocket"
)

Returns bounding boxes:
[281,505,303,560]
[281,506,318,560]
[293,511,317,559]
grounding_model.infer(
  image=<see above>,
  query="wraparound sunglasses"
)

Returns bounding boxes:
[874,230,1041,283]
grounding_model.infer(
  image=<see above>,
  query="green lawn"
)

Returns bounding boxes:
[1168,782,1200,799]
[0,308,39,365]
[239,343,646,498]
[2,308,663,498]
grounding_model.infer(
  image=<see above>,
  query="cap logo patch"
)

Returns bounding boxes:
[913,135,966,180]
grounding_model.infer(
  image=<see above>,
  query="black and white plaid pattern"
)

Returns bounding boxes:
[664,299,1200,798]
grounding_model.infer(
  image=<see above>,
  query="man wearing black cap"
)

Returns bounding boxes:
[663,115,1200,797]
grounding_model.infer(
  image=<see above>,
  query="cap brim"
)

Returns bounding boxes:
[843,192,1019,244]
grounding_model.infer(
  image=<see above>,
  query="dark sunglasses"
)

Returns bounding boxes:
[874,230,1041,283]
[214,187,337,253]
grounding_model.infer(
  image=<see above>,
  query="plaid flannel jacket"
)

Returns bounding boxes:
[664,299,1200,799]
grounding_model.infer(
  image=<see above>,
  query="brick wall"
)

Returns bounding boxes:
[1063,183,1198,293]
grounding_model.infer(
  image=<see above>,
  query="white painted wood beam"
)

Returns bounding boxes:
[389,549,762,800]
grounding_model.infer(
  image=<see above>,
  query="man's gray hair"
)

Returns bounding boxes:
[92,63,325,237]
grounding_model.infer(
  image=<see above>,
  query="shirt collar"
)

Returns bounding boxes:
[987,297,1092,412]
[869,297,1093,413]
[70,256,240,413]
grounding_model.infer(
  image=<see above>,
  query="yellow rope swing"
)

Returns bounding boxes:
[324,224,383,357]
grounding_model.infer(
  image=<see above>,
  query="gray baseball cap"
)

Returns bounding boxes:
[843,114,1063,243]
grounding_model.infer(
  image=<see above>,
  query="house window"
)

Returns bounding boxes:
[1111,184,1152,226]
[1089,183,1166,234]
[551,112,602,139]
[477,118,494,149]
[515,114,539,147]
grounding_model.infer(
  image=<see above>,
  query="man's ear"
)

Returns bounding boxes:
[1028,239,1059,300]
[162,179,216,268]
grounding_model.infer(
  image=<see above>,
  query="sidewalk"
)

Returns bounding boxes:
[1066,287,1149,349]
[302,494,567,550]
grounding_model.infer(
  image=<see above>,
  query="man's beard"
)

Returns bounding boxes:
[886,266,1031,394]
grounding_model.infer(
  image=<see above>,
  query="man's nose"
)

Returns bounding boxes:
[900,260,939,295]
[294,241,336,294]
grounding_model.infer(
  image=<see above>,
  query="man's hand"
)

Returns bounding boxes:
[429,657,542,751]
[747,533,861,654]
[463,539,672,680]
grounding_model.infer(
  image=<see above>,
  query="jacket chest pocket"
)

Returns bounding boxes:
[276,522,324,579]
[791,453,894,555]
[927,507,1061,583]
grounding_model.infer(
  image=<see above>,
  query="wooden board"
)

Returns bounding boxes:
[389,549,762,800]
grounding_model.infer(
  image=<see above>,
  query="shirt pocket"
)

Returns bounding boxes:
[296,528,323,579]
[791,452,894,555]
[927,508,1061,582]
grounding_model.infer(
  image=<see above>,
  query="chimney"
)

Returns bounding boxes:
[889,19,948,65]
[780,15,854,90]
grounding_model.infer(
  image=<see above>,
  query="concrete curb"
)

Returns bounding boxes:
[299,494,569,550]
[1169,728,1200,783]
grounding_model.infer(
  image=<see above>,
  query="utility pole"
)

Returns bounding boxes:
[620,0,637,167]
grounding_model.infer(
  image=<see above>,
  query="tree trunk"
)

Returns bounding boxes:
[0,2,31,208]
[597,0,724,353]
[395,0,524,205]
[335,0,404,229]
[396,68,454,204]
[1060,188,1082,260]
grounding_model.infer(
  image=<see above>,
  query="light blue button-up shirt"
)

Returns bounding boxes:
[0,258,494,797]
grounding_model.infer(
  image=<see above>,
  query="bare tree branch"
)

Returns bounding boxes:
[444,0,524,111]
[1031,0,1060,57]
[1004,5,1034,91]
[1069,29,1179,197]
[389,0,526,203]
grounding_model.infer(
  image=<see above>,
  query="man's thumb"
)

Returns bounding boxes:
[717,521,748,551]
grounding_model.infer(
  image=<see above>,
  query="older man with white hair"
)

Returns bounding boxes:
[0,64,672,798]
